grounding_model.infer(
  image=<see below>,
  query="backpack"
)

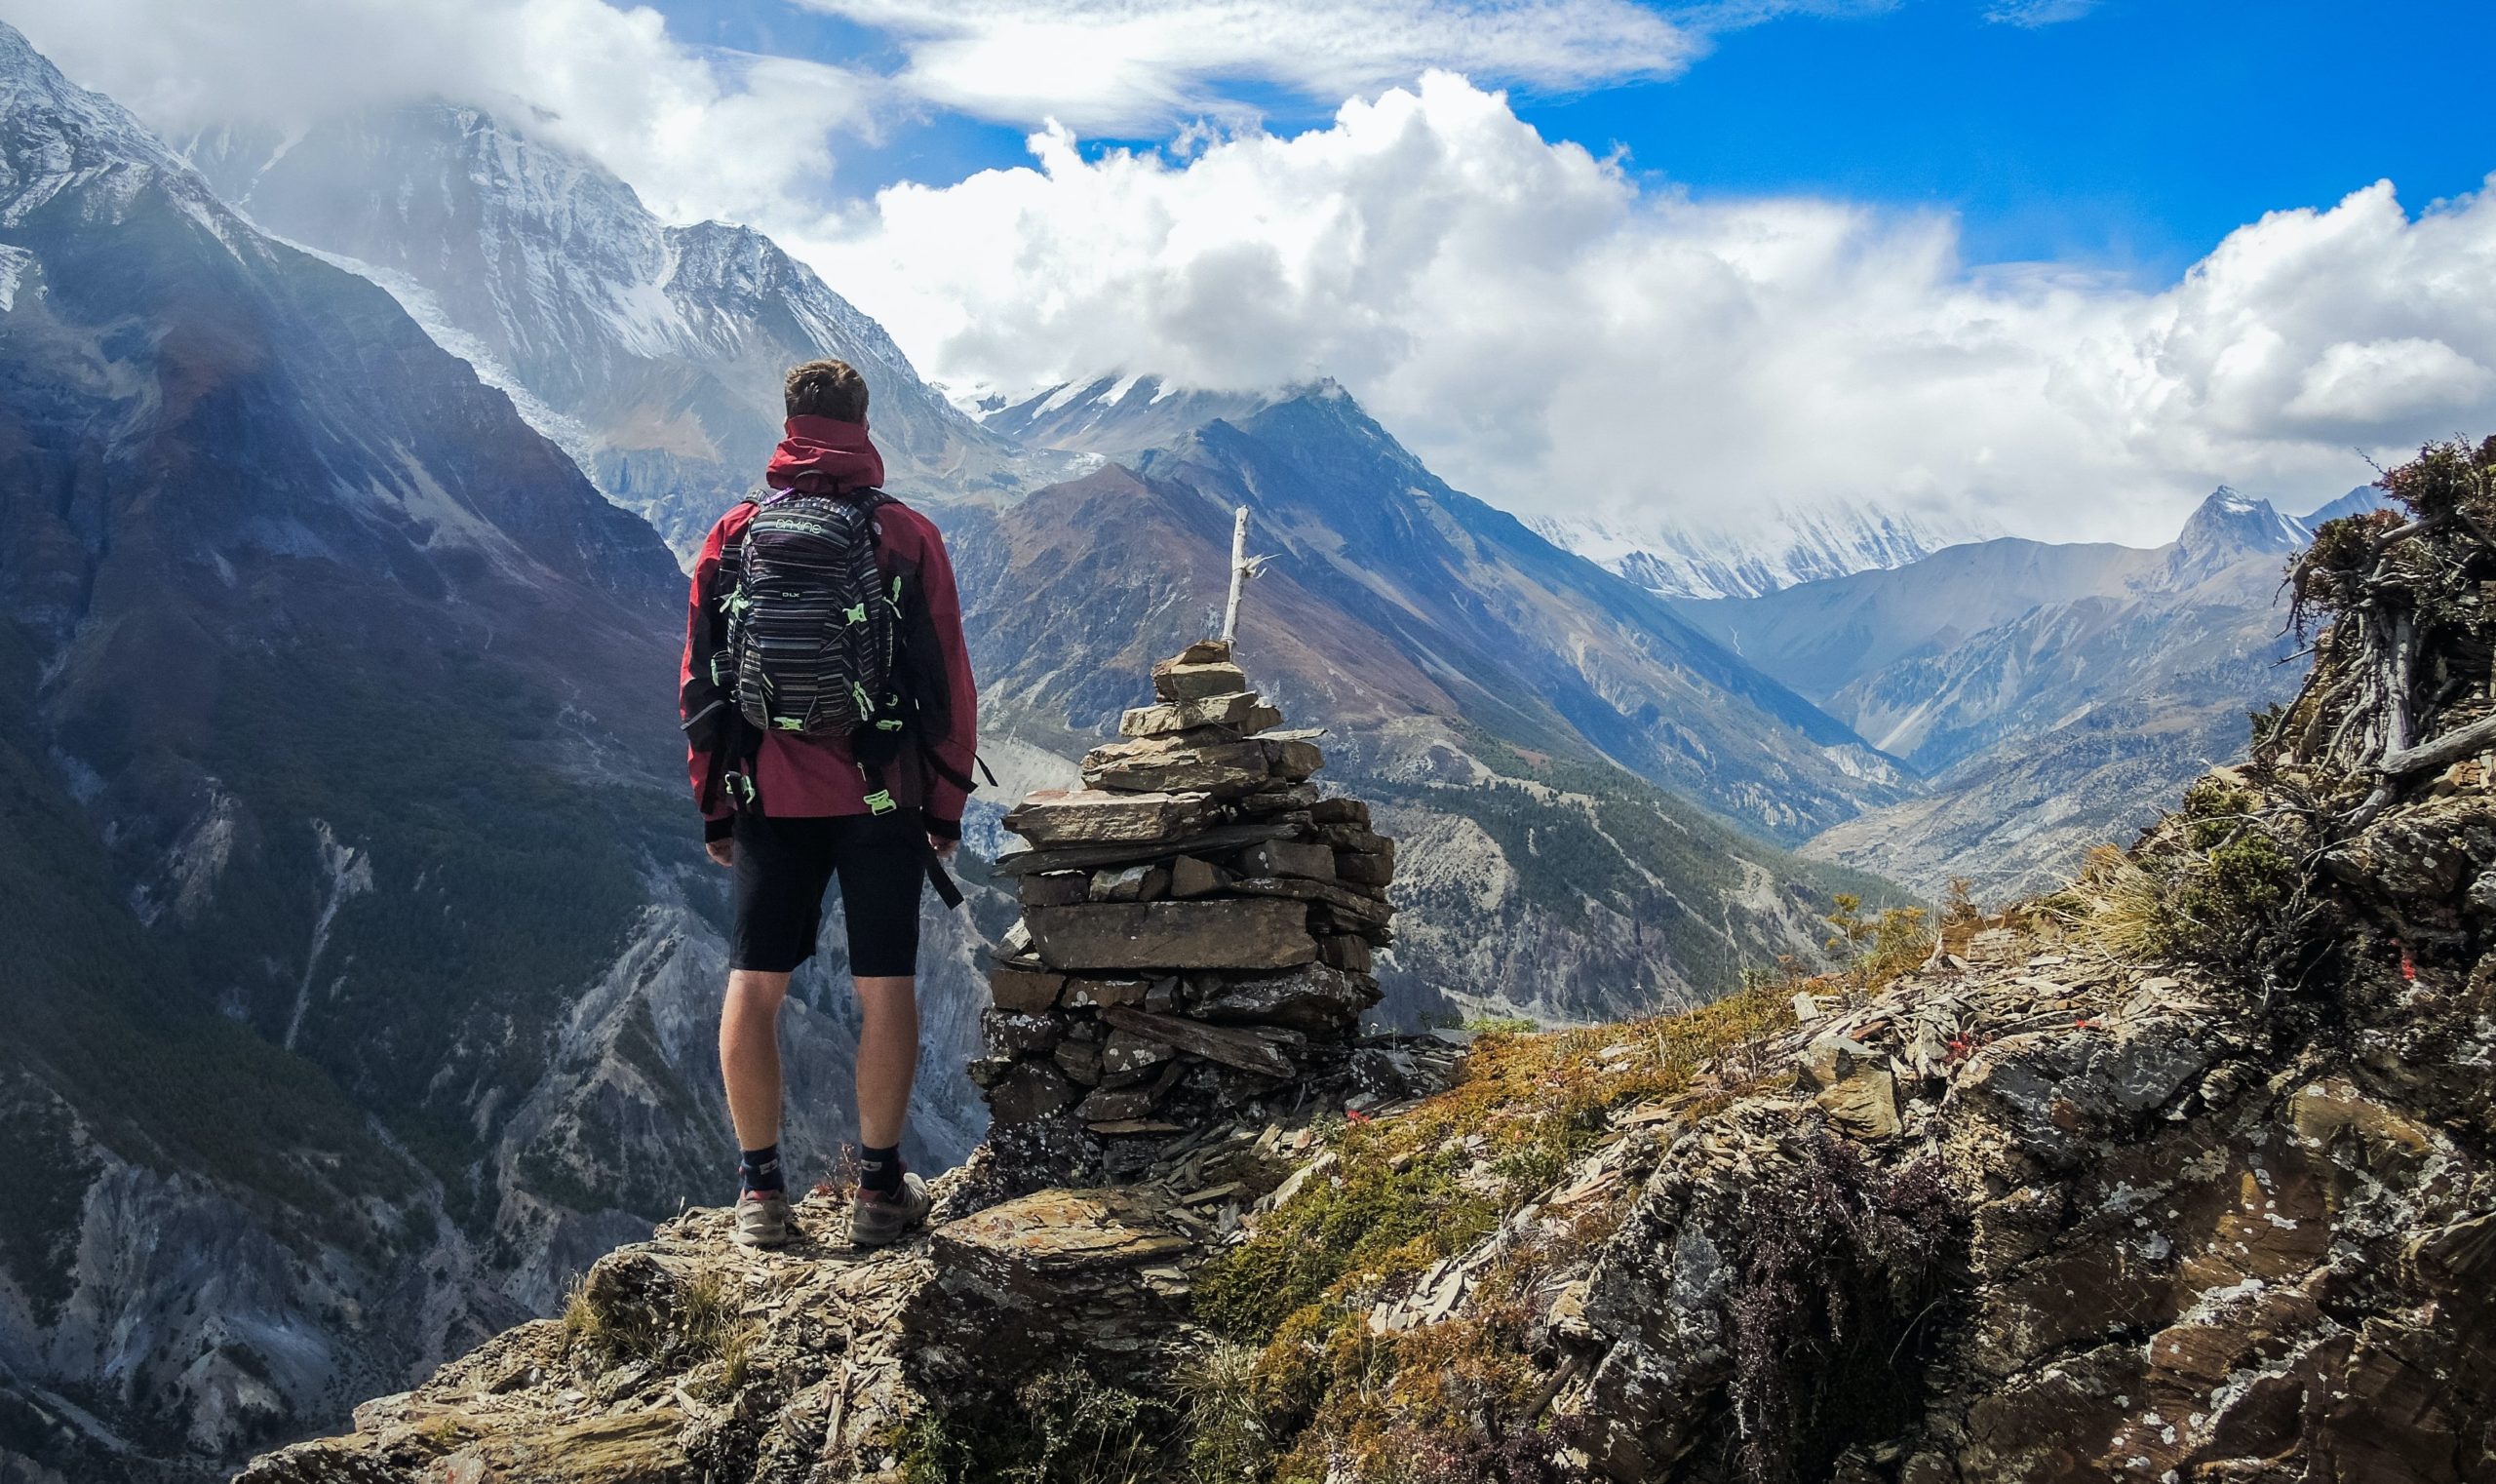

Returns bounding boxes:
[719,490,906,755]
[686,488,988,908]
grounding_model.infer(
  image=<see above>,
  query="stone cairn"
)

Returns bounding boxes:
[970,638,1397,1176]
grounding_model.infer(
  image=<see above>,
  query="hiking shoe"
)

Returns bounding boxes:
[849,1172,932,1248]
[732,1190,793,1249]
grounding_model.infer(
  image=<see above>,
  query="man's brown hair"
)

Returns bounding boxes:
[785,359,870,422]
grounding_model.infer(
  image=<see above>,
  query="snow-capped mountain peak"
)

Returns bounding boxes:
[179,98,1036,556]
[1531,501,1996,601]
[982,372,1313,458]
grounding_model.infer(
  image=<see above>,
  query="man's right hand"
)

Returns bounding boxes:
[706,840,734,868]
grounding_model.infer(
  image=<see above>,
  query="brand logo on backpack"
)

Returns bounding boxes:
[718,492,905,746]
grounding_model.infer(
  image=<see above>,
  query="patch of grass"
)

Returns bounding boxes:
[897,1369,1182,1484]
[2041,778,2303,966]
[1818,894,1932,1000]
[562,1266,759,1399]
[1177,1343,1271,1484]
[560,1275,653,1365]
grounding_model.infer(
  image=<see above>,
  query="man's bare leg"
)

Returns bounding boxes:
[721,969,792,1152]
[852,974,918,1150]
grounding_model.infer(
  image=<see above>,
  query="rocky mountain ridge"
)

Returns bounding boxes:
[241,445,2496,1483]
[181,102,1059,559]
[1689,488,2391,896]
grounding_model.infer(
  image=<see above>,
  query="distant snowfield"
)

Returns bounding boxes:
[1529,501,2000,601]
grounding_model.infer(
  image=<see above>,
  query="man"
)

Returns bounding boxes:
[679,359,980,1249]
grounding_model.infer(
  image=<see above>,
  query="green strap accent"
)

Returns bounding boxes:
[774,717,805,731]
[863,788,897,815]
[844,603,868,625]
[876,719,905,731]
[851,682,876,719]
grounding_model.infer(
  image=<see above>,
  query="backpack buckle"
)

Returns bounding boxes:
[843,603,868,625]
[863,789,897,815]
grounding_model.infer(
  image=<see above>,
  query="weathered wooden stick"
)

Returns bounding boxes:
[1220,505,1250,643]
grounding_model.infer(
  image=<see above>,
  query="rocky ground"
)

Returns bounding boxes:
[241,446,2496,1483]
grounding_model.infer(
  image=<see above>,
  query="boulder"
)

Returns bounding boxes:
[1189,963,1377,1034]
[985,1060,1076,1123]
[1261,737,1326,780]
[1064,977,1150,1009]
[1150,657,1250,701]
[1052,1040,1104,1085]
[1309,797,1370,826]
[1335,851,1394,887]
[1814,1065,1901,1139]
[1025,899,1319,972]
[1098,1004,1304,1077]
[1019,873,1092,909]
[1100,1029,1177,1075]
[1120,692,1284,737]
[1225,874,1393,929]
[994,820,1305,877]
[1237,838,1337,880]
[1088,862,1171,902]
[1318,934,1375,974]
[1167,855,1232,898]
[988,969,1065,1012]
[1001,789,1209,846]
[1237,783,1323,816]
[983,1009,1066,1058]
[1081,738,1273,797]
[918,1188,1194,1378]
[1075,1078,1172,1123]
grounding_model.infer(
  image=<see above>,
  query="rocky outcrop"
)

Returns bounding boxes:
[971,641,1398,1181]
[236,1039,1461,1484]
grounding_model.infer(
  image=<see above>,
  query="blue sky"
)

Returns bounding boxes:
[649,0,2496,284]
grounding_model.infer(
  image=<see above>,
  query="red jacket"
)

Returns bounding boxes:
[680,417,980,838]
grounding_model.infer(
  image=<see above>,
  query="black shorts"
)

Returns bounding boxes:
[729,811,926,977]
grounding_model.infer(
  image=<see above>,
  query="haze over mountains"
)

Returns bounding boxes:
[0,21,2384,1482]
[1685,486,2387,896]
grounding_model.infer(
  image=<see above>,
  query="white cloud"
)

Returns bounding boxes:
[805,0,1702,133]
[1983,0,2100,25]
[0,0,878,226]
[2282,338,2496,430]
[801,76,2496,544]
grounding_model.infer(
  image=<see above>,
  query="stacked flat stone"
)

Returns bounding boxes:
[971,639,1396,1157]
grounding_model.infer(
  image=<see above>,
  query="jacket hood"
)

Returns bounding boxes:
[765,414,886,496]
